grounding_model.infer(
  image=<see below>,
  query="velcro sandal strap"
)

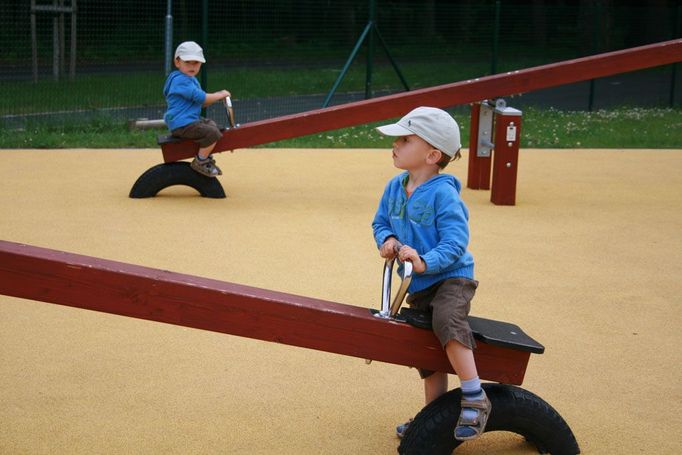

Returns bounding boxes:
[460,399,491,410]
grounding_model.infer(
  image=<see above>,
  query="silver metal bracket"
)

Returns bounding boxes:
[224,96,237,129]
[477,100,496,157]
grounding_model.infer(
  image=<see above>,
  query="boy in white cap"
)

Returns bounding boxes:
[163,41,231,177]
[372,107,491,441]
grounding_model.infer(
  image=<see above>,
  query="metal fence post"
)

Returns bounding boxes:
[365,0,376,99]
[491,0,500,75]
[588,1,602,111]
[323,23,373,107]
[164,0,173,75]
[69,0,76,81]
[323,0,409,107]
[670,5,680,107]
[59,0,65,76]
[31,0,38,82]
[200,0,208,117]
[52,0,59,80]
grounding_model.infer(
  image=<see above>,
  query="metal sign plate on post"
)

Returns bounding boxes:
[477,104,495,158]
[478,98,507,158]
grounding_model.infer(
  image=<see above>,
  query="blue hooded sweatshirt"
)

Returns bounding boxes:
[372,172,475,293]
[163,70,207,131]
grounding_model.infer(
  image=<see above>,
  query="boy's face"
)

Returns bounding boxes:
[391,134,441,171]
[175,58,202,77]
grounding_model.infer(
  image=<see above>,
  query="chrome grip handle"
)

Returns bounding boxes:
[224,96,235,129]
[390,260,412,317]
[378,241,414,319]
[380,258,394,316]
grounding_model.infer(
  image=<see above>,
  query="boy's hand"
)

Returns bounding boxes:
[398,245,426,273]
[203,90,232,107]
[379,237,400,260]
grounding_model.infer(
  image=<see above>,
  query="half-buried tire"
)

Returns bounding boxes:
[129,162,226,198]
[399,383,579,455]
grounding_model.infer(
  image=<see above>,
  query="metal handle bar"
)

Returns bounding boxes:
[366,241,414,364]
[224,96,235,129]
[378,241,413,319]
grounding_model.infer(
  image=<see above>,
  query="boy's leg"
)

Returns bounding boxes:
[445,340,491,441]
[396,371,447,439]
[197,142,217,159]
[406,284,449,406]
[186,119,223,177]
[172,119,221,148]
[423,371,448,404]
[444,339,477,381]
[430,278,491,441]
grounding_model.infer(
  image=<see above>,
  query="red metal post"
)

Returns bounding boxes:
[491,108,523,205]
[467,102,493,190]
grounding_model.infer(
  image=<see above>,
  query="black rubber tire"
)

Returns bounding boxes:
[398,383,580,455]
[129,162,226,198]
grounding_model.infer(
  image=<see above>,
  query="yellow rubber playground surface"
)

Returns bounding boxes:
[1,147,681,454]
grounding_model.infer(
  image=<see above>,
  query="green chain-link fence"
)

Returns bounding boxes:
[1,0,680,130]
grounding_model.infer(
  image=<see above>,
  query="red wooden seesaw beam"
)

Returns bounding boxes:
[162,39,682,162]
[0,240,530,385]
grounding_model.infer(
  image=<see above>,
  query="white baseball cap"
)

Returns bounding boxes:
[175,41,206,63]
[376,107,461,157]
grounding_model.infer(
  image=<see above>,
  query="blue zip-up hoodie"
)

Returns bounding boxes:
[163,70,207,131]
[372,172,474,293]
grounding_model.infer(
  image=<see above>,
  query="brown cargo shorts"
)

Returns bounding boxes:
[406,277,478,378]
[171,118,222,147]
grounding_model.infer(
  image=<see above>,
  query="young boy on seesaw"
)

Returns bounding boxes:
[163,41,230,177]
[371,107,491,441]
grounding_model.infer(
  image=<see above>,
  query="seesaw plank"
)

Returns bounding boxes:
[0,240,531,384]
[161,39,682,162]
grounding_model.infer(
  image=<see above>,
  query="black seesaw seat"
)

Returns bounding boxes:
[398,308,545,354]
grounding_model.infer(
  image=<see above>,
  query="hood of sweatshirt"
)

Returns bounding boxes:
[163,70,183,98]
[407,172,462,196]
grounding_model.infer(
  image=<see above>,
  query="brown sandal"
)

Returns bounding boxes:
[454,391,492,441]
[190,156,222,177]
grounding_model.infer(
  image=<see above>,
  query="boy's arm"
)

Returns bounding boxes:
[419,191,469,275]
[167,77,207,105]
[371,183,397,249]
[203,90,231,107]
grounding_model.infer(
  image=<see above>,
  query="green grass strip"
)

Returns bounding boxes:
[1,107,680,149]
